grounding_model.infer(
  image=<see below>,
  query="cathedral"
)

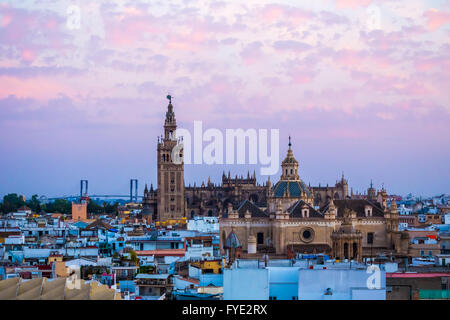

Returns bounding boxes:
[142,97,409,260]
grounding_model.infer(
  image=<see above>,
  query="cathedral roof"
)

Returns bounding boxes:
[288,200,323,218]
[222,199,268,218]
[330,199,385,218]
[272,180,312,198]
[236,199,268,218]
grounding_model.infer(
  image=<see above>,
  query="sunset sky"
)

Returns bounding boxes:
[0,0,449,198]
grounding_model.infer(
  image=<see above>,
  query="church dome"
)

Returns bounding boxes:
[272,180,312,198]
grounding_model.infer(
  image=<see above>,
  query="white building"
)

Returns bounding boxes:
[444,214,450,225]
[398,204,413,215]
[187,217,219,233]
[298,268,386,300]
[223,258,387,300]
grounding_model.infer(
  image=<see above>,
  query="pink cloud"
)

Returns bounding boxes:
[240,42,264,65]
[261,5,284,24]
[334,0,373,9]
[21,49,36,63]
[0,76,75,100]
[260,4,314,27]
[105,17,161,47]
[425,9,450,31]
[1,13,12,27]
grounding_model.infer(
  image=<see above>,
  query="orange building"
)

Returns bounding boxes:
[72,203,87,221]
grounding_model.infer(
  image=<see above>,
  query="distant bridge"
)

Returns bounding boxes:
[39,194,143,203]
[39,179,144,203]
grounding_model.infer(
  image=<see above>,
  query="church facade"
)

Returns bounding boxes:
[142,98,409,259]
[219,141,409,259]
[143,98,349,221]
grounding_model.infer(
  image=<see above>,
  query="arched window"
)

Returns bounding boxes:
[344,243,349,259]
[353,242,358,259]
[190,210,195,219]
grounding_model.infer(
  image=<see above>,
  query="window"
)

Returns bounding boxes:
[257,232,264,245]
[302,230,311,240]
[300,228,314,242]
[344,243,349,259]
[367,232,374,244]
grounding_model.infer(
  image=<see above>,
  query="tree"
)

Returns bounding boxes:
[87,199,103,214]
[2,193,26,214]
[129,250,139,265]
[26,194,41,213]
[104,202,119,214]
[42,199,71,214]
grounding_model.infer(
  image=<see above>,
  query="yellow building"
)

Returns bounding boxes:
[190,260,222,274]
[155,217,187,227]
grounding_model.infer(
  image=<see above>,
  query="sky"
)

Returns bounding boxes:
[0,0,449,199]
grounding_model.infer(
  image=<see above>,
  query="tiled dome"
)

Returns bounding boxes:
[272,180,312,198]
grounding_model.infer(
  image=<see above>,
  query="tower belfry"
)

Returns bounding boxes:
[157,95,185,221]
[280,136,300,180]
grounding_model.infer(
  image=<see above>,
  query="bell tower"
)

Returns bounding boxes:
[280,136,299,180]
[157,95,185,221]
